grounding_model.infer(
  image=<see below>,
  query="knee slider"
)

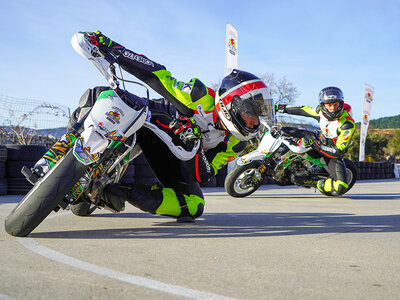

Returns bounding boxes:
[333,181,348,196]
[193,203,204,219]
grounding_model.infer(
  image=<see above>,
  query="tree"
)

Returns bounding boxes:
[346,125,397,161]
[209,79,221,92]
[209,72,299,105]
[366,132,388,161]
[346,126,360,161]
[387,130,400,157]
[2,102,69,145]
[258,72,299,105]
[209,72,300,153]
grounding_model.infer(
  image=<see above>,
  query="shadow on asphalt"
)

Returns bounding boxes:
[343,194,400,200]
[30,212,400,239]
[244,193,400,200]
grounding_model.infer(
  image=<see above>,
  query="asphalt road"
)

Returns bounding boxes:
[0,179,399,300]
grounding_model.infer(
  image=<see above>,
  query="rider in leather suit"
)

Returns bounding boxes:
[275,86,355,196]
[61,31,272,222]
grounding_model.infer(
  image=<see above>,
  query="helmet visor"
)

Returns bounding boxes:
[235,93,273,117]
[231,94,273,133]
[252,93,275,120]
[320,88,344,104]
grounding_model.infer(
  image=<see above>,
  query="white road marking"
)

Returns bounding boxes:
[0,294,16,300]
[17,237,235,300]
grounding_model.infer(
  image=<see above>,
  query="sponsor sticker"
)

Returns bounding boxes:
[227,34,237,56]
[106,111,121,124]
[219,101,231,120]
[196,104,207,118]
[122,51,155,67]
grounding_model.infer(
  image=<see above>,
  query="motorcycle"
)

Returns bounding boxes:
[5,32,200,237]
[224,121,357,198]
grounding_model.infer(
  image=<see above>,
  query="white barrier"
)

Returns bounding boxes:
[394,164,400,179]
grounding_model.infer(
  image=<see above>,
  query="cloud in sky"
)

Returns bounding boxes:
[1,0,399,122]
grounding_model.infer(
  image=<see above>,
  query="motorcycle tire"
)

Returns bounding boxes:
[319,159,358,197]
[224,161,265,198]
[5,149,88,237]
[70,198,96,217]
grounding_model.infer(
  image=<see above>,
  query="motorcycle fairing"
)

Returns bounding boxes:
[71,32,117,89]
[237,130,282,166]
[73,90,148,165]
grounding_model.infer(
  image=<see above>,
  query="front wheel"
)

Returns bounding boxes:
[224,161,265,198]
[5,149,88,237]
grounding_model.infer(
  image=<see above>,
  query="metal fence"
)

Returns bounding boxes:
[0,94,70,130]
[0,95,71,145]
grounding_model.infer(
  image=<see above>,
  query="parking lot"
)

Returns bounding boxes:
[0,179,399,300]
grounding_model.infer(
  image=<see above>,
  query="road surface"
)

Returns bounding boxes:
[0,179,399,299]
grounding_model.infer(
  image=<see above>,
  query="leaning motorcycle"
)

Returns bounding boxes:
[224,122,357,197]
[5,32,199,237]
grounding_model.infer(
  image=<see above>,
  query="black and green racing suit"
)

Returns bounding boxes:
[89,33,248,220]
[277,104,355,195]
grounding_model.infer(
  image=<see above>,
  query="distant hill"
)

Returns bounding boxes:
[360,114,400,129]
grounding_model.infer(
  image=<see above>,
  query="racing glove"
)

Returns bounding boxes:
[169,116,213,182]
[301,133,345,159]
[275,104,287,113]
[169,115,201,152]
[87,31,125,63]
[299,137,313,147]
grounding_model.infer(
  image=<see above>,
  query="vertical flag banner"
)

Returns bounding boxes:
[225,23,238,76]
[359,84,374,161]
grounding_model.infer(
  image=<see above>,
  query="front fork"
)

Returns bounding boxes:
[22,116,87,184]
[247,162,268,186]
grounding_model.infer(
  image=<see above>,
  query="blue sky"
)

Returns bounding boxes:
[1,0,399,123]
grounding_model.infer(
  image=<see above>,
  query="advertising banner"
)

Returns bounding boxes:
[359,84,374,161]
[225,23,238,76]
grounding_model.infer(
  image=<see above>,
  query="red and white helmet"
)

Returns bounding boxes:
[215,69,272,141]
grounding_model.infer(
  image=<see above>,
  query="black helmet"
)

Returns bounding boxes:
[319,86,345,121]
[215,69,272,141]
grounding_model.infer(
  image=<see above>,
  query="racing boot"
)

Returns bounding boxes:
[100,183,127,212]
[317,178,348,196]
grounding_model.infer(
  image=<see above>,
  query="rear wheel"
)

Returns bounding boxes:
[5,149,88,237]
[319,159,357,197]
[70,196,97,216]
[344,159,357,191]
[224,161,265,198]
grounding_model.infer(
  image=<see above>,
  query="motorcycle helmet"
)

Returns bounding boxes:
[215,69,272,141]
[318,86,345,121]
